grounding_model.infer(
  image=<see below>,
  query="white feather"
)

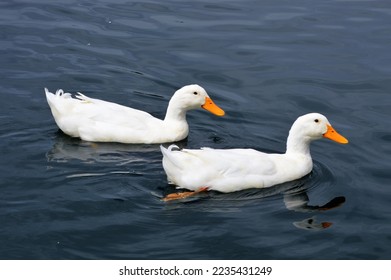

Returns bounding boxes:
[161,113,348,193]
[45,85,224,144]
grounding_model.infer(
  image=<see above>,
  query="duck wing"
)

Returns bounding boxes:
[74,92,158,127]
[70,93,164,142]
[161,145,278,192]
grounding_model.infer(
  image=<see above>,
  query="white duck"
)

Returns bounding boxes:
[45,85,224,144]
[161,113,348,201]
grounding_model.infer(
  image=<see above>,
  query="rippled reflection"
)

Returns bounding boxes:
[161,162,345,230]
[46,131,161,164]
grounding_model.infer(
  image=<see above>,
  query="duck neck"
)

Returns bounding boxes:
[285,134,312,156]
[164,100,187,123]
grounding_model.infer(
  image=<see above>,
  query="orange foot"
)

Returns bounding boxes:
[162,187,209,202]
[321,222,333,228]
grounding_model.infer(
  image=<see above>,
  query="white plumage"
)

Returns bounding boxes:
[45,84,224,144]
[161,113,348,196]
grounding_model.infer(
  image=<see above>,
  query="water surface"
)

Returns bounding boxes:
[1,0,390,259]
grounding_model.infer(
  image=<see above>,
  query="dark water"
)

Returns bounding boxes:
[1,0,390,260]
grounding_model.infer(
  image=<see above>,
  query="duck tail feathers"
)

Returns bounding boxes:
[160,144,186,169]
[44,88,72,99]
[45,88,75,117]
[75,92,91,102]
[160,144,180,156]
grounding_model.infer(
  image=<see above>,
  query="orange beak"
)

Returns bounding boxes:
[323,124,349,144]
[201,97,225,116]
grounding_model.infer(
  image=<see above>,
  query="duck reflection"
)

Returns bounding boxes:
[46,131,188,164]
[293,217,332,231]
[163,172,345,231]
[284,190,345,230]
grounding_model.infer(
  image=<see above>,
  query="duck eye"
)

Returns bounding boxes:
[193,91,198,95]
[314,119,319,123]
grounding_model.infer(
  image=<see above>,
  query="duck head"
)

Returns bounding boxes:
[286,113,348,154]
[296,113,348,143]
[170,84,225,116]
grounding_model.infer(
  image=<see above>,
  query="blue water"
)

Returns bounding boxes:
[1,0,390,259]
